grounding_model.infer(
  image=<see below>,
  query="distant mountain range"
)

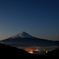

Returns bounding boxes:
[0,31,57,47]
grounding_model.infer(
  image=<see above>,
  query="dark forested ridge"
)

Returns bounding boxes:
[0,43,41,58]
[0,43,59,58]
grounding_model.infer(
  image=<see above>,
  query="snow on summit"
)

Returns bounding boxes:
[11,31,35,38]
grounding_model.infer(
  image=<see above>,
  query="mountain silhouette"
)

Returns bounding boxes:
[0,31,57,47]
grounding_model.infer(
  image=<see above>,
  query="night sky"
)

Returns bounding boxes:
[0,0,59,41]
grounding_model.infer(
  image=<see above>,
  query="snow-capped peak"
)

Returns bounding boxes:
[11,31,35,38]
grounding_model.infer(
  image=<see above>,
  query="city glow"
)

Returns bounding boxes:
[24,48,35,54]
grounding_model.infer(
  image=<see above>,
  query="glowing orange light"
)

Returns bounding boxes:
[28,51,33,54]
[24,48,34,54]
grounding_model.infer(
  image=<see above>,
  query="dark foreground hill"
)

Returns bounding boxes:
[43,47,59,58]
[0,43,59,59]
[0,43,41,58]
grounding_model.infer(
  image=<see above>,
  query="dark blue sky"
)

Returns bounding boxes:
[0,0,59,41]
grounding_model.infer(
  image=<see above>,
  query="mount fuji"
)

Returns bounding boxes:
[9,31,36,38]
[0,31,57,48]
